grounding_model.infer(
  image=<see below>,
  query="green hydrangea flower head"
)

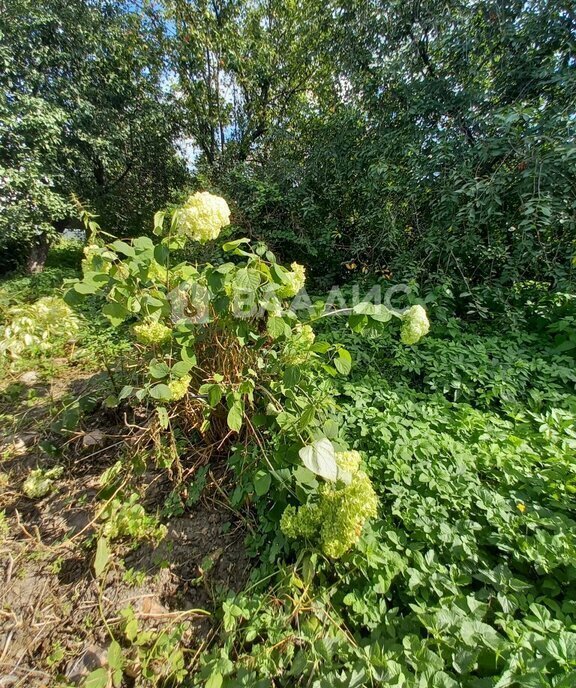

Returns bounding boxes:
[278,262,306,299]
[318,471,378,558]
[82,244,111,274]
[284,322,316,364]
[168,375,191,401]
[133,320,172,347]
[176,191,231,243]
[335,450,362,475]
[280,503,323,539]
[294,323,315,347]
[281,469,378,559]
[400,304,430,345]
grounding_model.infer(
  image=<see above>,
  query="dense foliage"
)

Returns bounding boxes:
[186,0,576,286]
[3,0,574,284]
[66,193,428,566]
[0,0,189,272]
[193,295,576,688]
[1,1,576,686]
[2,246,576,685]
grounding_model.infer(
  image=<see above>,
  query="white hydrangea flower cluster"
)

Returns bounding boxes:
[335,449,362,474]
[176,191,231,243]
[400,304,430,345]
[277,262,306,299]
[133,320,172,347]
[284,323,316,364]
[168,375,192,401]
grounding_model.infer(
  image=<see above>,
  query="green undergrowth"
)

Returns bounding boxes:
[2,256,576,686]
[0,240,132,379]
[198,289,576,687]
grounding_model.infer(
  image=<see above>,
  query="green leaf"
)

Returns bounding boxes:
[310,341,331,354]
[110,240,135,257]
[348,313,367,332]
[205,671,223,688]
[73,281,98,295]
[149,383,172,402]
[107,640,123,671]
[299,439,338,482]
[94,537,110,577]
[153,244,169,265]
[254,471,272,496]
[334,348,352,375]
[102,302,130,326]
[234,267,261,291]
[460,620,505,651]
[284,365,301,387]
[267,316,288,339]
[149,361,170,379]
[85,668,109,688]
[118,385,134,401]
[271,263,289,284]
[110,239,136,258]
[64,287,85,306]
[298,404,316,429]
[302,554,316,585]
[227,400,244,433]
[208,384,223,407]
[371,304,392,322]
[323,418,339,439]
[133,236,154,251]
[125,617,138,642]
[153,210,166,235]
[181,346,197,364]
[222,237,250,252]
[171,360,194,377]
[157,406,169,430]
[352,301,378,315]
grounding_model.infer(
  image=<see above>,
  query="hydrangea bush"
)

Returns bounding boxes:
[67,191,430,558]
[280,450,378,558]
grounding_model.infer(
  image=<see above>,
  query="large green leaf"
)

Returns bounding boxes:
[299,439,338,482]
[149,383,172,402]
[233,268,261,291]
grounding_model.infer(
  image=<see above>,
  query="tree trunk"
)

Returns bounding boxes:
[26,233,50,273]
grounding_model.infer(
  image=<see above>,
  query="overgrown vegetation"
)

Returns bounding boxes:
[1,0,576,686]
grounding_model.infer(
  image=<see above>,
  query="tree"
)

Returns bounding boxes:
[0,0,189,273]
[168,0,332,165]
[182,0,576,286]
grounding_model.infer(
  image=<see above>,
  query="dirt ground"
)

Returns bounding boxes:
[0,369,251,687]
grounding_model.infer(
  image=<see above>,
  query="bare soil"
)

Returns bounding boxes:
[0,368,251,687]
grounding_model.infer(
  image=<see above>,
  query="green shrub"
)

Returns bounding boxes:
[0,296,82,359]
[44,238,84,270]
[66,191,430,559]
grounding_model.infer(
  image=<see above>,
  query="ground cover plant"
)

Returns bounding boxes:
[1,193,576,687]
